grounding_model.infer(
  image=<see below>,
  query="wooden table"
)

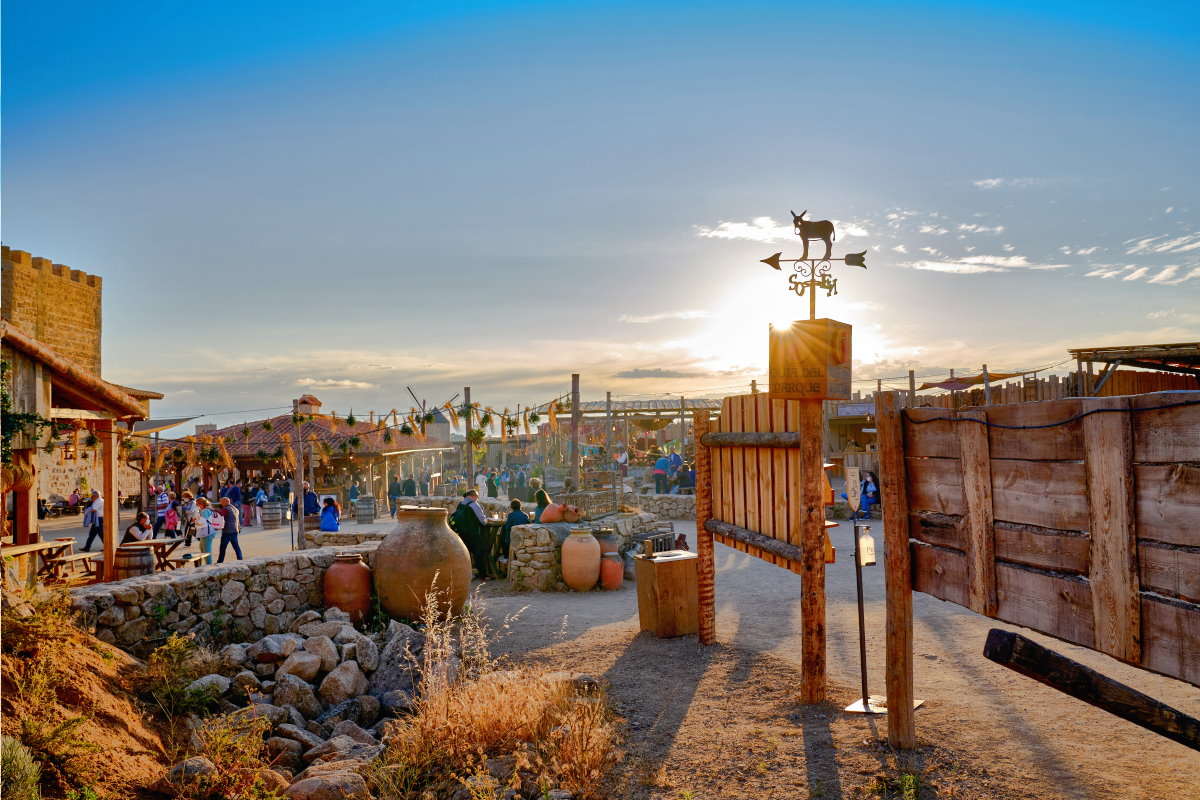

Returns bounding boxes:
[481,519,507,579]
[1,540,75,582]
[122,537,186,570]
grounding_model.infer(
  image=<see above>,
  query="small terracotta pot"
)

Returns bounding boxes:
[599,553,623,591]
[323,552,373,623]
[561,528,600,591]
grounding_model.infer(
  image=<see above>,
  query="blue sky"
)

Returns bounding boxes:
[4,1,1198,427]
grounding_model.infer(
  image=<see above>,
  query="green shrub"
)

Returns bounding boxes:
[1,735,42,800]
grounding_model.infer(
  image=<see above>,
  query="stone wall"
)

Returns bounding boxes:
[2,246,103,374]
[70,544,377,658]
[508,512,657,592]
[631,492,695,519]
[39,456,143,501]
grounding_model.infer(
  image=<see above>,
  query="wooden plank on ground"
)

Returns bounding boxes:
[902,407,959,458]
[1138,543,1200,605]
[990,459,1090,531]
[995,563,1094,649]
[1130,391,1200,464]
[911,541,968,606]
[906,457,965,515]
[986,398,1085,461]
[1135,464,1200,547]
[958,408,997,616]
[995,522,1090,575]
[1083,396,1140,662]
[983,629,1200,752]
[1140,594,1200,686]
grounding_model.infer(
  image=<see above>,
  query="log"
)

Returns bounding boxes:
[879,391,916,749]
[694,411,716,646]
[983,629,1200,752]
[704,518,802,564]
[798,398,826,704]
[699,431,802,448]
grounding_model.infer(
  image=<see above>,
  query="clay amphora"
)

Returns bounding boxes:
[561,528,600,591]
[599,553,624,591]
[323,552,373,623]
[374,506,472,620]
[540,503,565,523]
[593,528,619,555]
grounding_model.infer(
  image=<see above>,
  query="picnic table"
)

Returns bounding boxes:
[1,539,75,582]
[122,537,187,571]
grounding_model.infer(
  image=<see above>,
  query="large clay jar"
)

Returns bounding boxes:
[561,528,600,592]
[599,553,624,591]
[374,506,472,620]
[323,552,373,623]
[562,505,583,523]
[593,528,619,556]
[540,503,565,523]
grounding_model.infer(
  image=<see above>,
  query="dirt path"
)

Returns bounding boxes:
[476,518,1200,800]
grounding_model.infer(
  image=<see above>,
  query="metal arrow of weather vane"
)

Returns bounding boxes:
[761,209,867,320]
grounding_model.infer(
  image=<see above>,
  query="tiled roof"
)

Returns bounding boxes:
[198,413,450,458]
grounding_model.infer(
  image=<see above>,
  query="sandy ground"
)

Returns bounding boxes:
[37,505,1200,798]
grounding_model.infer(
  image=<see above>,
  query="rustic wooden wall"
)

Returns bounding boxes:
[897,390,1200,686]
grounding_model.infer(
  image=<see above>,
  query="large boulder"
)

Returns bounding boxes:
[318,661,368,707]
[275,723,325,751]
[303,635,340,673]
[330,720,376,746]
[301,735,358,764]
[274,674,322,720]
[369,629,422,698]
[186,673,231,697]
[314,695,379,729]
[248,702,290,727]
[284,772,370,800]
[276,651,323,683]
[297,621,346,639]
[265,736,304,771]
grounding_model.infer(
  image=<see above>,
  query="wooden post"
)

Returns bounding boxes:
[295,439,306,549]
[799,398,826,703]
[679,396,687,449]
[464,387,473,485]
[982,363,992,406]
[958,408,997,616]
[908,370,916,408]
[694,410,716,645]
[605,392,612,462]
[99,420,118,581]
[570,374,581,489]
[750,379,758,394]
[1083,396,1140,662]
[878,391,915,748]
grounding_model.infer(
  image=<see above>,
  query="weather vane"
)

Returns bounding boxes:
[761,209,867,320]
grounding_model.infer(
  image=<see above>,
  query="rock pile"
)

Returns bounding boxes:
[164,605,427,799]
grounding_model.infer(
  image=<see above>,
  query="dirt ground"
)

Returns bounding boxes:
[475,517,1200,800]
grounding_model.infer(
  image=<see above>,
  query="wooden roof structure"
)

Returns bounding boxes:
[532,398,723,416]
[1068,341,1200,395]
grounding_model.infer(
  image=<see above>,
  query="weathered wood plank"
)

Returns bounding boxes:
[986,399,1085,461]
[1139,543,1200,605]
[911,541,968,606]
[1130,391,1200,464]
[742,395,762,562]
[1140,594,1200,687]
[958,408,997,616]
[991,460,1090,531]
[755,393,779,568]
[700,431,802,448]
[908,512,964,550]
[729,396,748,554]
[995,563,1094,649]
[714,397,729,532]
[771,398,789,568]
[1083,396,1140,662]
[879,391,916,749]
[902,407,959,458]
[705,518,803,563]
[995,522,1091,575]
[983,629,1200,751]
[786,400,804,576]
[1135,464,1200,547]
[906,457,965,515]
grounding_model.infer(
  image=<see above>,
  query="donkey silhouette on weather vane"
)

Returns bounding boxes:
[791,209,836,260]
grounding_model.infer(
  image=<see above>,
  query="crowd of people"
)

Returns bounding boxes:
[650,446,694,494]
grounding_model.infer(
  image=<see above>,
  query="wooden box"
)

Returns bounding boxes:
[768,318,852,400]
[634,550,699,638]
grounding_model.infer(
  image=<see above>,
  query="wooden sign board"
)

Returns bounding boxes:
[845,466,861,511]
[768,318,852,400]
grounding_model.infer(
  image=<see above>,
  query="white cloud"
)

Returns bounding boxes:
[919,246,942,256]
[1166,206,1174,214]
[900,254,1068,274]
[296,378,378,390]
[1085,264,1199,285]
[972,177,1043,189]
[1002,243,1015,252]
[958,223,1005,234]
[1075,246,1100,255]
[1124,232,1200,255]
[619,309,711,324]
[695,216,792,243]
[1146,309,1174,319]
[1060,246,1072,254]
[919,225,949,235]
[900,260,1006,274]
[1146,266,1180,284]
[1123,267,1150,281]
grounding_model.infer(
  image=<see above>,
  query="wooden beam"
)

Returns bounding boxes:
[1083,396,1141,662]
[983,629,1200,752]
[704,518,803,564]
[699,431,802,448]
[799,398,826,704]
[878,391,916,749]
[99,420,119,581]
[49,407,116,420]
[957,409,997,616]
[694,410,716,645]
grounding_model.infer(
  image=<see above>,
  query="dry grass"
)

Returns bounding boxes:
[366,591,622,800]
[172,709,283,800]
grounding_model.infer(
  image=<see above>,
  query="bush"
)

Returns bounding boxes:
[134,634,221,720]
[1,735,42,800]
[11,658,98,792]
[175,709,282,800]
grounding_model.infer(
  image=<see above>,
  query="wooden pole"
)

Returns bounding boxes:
[295,435,306,549]
[694,410,716,645]
[982,363,992,406]
[908,370,916,408]
[984,629,1200,752]
[799,398,826,704]
[605,392,612,462]
[570,374,581,489]
[464,387,473,486]
[878,391,915,748]
[99,421,118,581]
[750,379,758,394]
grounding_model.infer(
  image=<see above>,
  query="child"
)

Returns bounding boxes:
[320,497,341,532]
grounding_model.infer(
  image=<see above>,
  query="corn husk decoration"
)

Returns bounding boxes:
[139,444,152,470]
[523,409,530,436]
[218,439,235,471]
[280,432,298,471]
[185,436,197,467]
[153,446,168,474]
[446,402,460,433]
[547,400,559,432]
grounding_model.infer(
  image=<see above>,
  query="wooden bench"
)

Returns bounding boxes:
[167,553,210,569]
[45,552,97,581]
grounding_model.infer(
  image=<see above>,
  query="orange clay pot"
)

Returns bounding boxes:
[374,506,472,620]
[599,553,624,591]
[560,528,600,591]
[323,552,373,623]
[540,503,565,523]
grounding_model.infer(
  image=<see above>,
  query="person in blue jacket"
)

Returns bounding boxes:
[319,497,341,532]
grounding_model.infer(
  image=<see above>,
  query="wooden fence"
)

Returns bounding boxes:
[879,389,1200,746]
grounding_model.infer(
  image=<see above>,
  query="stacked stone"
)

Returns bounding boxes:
[162,605,430,798]
[71,545,376,658]
[633,492,696,520]
[507,512,658,592]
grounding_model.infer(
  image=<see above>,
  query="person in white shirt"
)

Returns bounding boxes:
[152,486,171,538]
[81,490,105,551]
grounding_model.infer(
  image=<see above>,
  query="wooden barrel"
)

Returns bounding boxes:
[113,546,154,580]
[356,496,376,525]
[261,501,285,528]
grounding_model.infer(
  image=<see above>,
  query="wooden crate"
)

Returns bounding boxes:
[634,551,698,637]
